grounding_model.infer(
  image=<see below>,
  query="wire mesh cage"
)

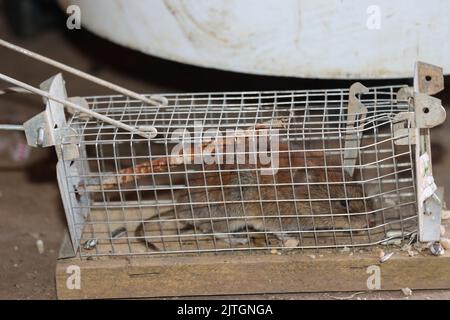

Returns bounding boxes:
[54,85,424,257]
[0,40,445,259]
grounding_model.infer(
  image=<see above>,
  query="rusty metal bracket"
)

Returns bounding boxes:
[414,93,446,129]
[344,82,369,177]
[414,61,444,96]
[394,63,446,145]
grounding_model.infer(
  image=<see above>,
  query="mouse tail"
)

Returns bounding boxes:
[135,210,180,251]
[134,221,154,250]
[135,220,164,251]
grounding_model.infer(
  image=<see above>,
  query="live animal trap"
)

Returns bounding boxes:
[63,73,446,258]
[0,40,446,261]
[69,84,422,256]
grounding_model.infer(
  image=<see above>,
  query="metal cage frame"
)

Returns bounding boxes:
[0,44,445,258]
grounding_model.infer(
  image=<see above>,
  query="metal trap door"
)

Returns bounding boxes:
[411,63,446,242]
[46,77,91,256]
[385,62,446,243]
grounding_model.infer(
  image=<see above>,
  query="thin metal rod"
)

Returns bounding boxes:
[0,86,30,95]
[0,39,167,106]
[0,72,152,138]
[0,124,24,131]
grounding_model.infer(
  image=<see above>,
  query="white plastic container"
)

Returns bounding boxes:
[62,0,450,79]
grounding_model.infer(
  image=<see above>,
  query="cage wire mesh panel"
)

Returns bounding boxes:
[58,85,418,257]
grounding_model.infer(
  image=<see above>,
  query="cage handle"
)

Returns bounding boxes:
[0,39,167,107]
[0,72,155,139]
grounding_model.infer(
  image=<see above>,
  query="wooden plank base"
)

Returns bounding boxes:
[56,248,450,299]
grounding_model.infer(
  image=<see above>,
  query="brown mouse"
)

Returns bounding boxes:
[136,141,375,248]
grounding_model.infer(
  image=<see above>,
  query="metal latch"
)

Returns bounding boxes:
[344,82,369,177]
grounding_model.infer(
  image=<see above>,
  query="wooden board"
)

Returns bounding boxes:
[58,198,449,299]
[56,246,450,299]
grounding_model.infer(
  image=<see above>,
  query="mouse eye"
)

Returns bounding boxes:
[339,200,348,209]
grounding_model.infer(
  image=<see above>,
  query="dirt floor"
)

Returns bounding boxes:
[0,8,450,300]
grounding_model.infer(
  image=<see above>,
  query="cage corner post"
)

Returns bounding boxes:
[21,73,89,257]
[412,61,446,242]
